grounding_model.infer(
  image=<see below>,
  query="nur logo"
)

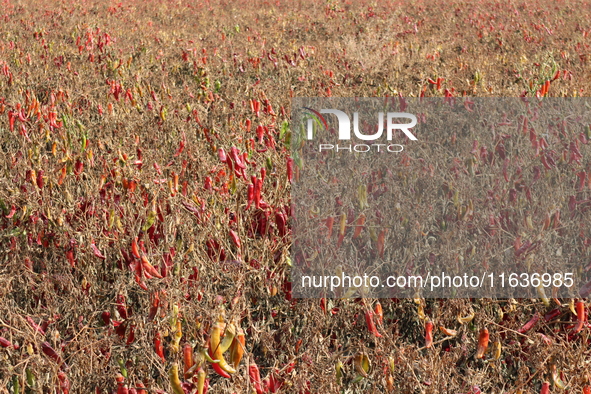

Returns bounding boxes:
[303,107,418,141]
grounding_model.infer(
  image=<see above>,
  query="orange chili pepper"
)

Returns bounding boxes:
[326,217,334,238]
[230,327,245,369]
[374,302,383,325]
[353,214,365,239]
[425,320,433,348]
[131,238,140,259]
[476,328,489,359]
[573,300,586,333]
[183,343,194,378]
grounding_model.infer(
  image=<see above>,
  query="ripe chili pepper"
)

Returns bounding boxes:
[154,332,165,362]
[425,320,433,348]
[229,229,241,249]
[518,314,539,334]
[91,241,106,259]
[136,381,147,394]
[439,326,457,337]
[320,217,333,241]
[249,362,264,394]
[229,147,245,169]
[36,170,44,189]
[208,318,236,375]
[131,238,141,259]
[286,158,293,183]
[126,323,136,345]
[41,341,64,367]
[26,317,45,335]
[58,372,70,394]
[116,295,128,320]
[115,374,128,394]
[353,214,365,239]
[141,254,163,279]
[202,345,231,378]
[66,249,75,267]
[183,343,194,378]
[0,337,15,348]
[148,292,160,321]
[365,309,382,338]
[254,178,262,209]
[544,308,561,322]
[229,327,245,369]
[540,381,550,394]
[475,328,489,359]
[101,311,111,326]
[275,211,287,237]
[573,300,586,333]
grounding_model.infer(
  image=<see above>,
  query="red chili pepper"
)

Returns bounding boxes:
[249,362,264,394]
[540,381,550,394]
[544,308,561,322]
[36,170,44,189]
[141,254,163,279]
[230,147,245,169]
[173,140,185,157]
[41,341,64,367]
[518,314,539,334]
[365,309,382,337]
[26,316,46,335]
[286,157,293,183]
[148,292,160,321]
[266,370,283,393]
[0,337,14,348]
[154,332,165,362]
[425,320,433,348]
[101,311,111,326]
[136,382,147,394]
[116,295,129,319]
[134,273,148,291]
[131,238,141,259]
[116,374,128,394]
[256,124,264,142]
[91,241,106,260]
[218,148,227,163]
[58,372,70,394]
[66,249,75,267]
[126,323,136,345]
[208,347,232,378]
[253,179,261,209]
[229,229,241,248]
[275,211,287,237]
[5,205,16,218]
